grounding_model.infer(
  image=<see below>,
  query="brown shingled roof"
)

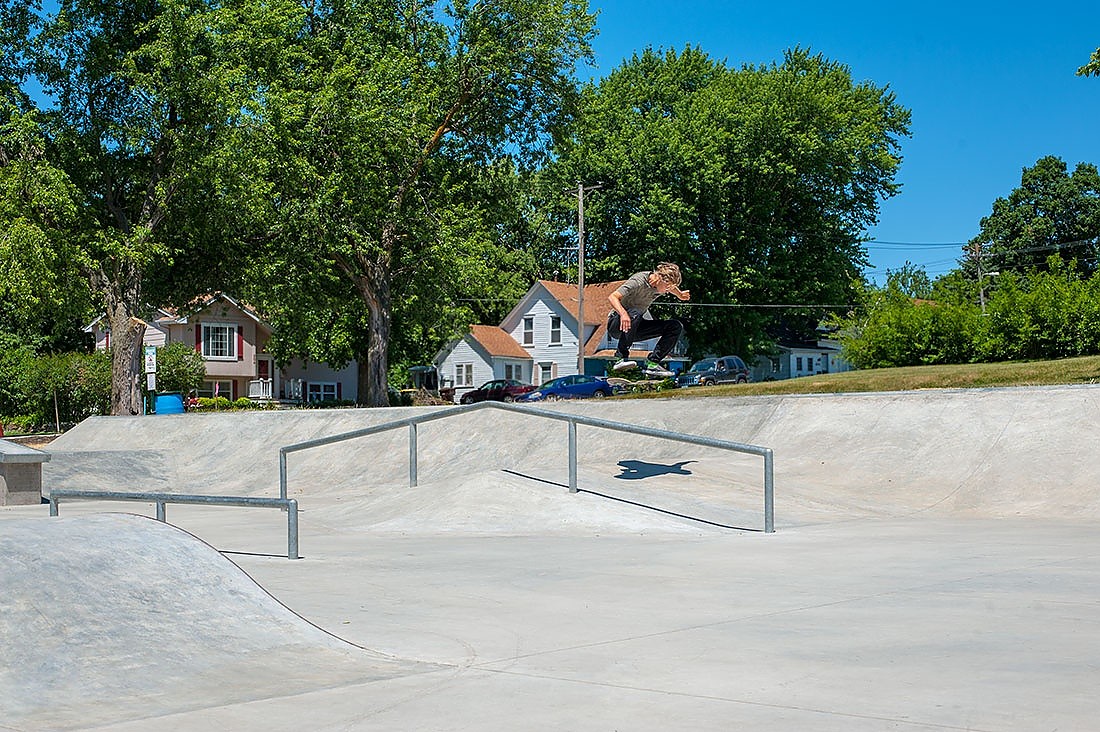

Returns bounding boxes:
[469,325,532,359]
[538,279,626,325]
[537,279,630,358]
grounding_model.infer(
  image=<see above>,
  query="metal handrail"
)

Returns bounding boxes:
[48,489,300,559]
[279,400,775,532]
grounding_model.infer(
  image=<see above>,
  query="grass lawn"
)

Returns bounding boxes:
[648,354,1100,399]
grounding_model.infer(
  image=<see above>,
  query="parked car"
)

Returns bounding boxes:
[459,378,538,404]
[517,374,619,402]
[677,355,751,387]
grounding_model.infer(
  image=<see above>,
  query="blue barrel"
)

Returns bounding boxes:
[155,393,185,415]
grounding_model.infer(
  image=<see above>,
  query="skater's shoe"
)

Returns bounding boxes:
[612,358,639,372]
[641,360,674,378]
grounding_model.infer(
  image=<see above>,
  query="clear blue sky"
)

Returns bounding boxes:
[583,0,1100,283]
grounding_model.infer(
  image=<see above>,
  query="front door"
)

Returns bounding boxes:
[256,357,274,399]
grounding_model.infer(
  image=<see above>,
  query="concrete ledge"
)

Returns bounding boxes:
[0,440,50,506]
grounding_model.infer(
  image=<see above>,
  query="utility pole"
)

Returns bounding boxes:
[972,241,998,314]
[575,181,605,375]
[972,241,985,313]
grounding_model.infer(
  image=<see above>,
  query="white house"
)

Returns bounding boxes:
[752,339,853,382]
[436,279,690,403]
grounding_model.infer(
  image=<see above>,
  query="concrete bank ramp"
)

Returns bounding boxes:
[41,385,1100,527]
[0,514,434,731]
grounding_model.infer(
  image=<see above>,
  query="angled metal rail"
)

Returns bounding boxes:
[279,400,774,532]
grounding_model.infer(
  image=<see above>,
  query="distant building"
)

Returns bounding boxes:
[435,279,690,403]
[87,293,357,403]
[752,339,852,381]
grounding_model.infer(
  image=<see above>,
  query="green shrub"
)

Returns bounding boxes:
[192,396,233,411]
[156,342,206,395]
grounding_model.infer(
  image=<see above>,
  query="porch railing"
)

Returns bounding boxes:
[248,378,273,400]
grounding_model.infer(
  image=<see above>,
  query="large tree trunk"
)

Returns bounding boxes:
[108,309,147,416]
[351,261,392,408]
[92,260,146,416]
[364,292,392,407]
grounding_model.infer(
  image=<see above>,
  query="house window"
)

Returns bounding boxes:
[796,357,803,371]
[505,363,523,381]
[202,322,237,360]
[455,363,473,387]
[523,317,534,346]
[550,316,561,345]
[539,362,555,383]
[198,380,233,399]
[307,382,338,402]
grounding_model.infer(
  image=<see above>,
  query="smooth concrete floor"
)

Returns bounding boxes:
[3,387,1100,731]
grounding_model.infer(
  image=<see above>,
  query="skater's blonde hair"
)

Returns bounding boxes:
[654,262,681,286]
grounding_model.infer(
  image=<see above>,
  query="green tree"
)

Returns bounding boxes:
[2,0,303,414]
[1079,47,1100,77]
[0,103,93,352]
[966,156,1100,280]
[980,257,1100,361]
[154,342,205,395]
[255,0,596,406]
[542,46,910,358]
[838,266,981,369]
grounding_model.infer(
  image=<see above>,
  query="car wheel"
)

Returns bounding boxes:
[738,376,748,383]
[702,378,714,387]
[503,395,514,402]
[593,389,608,398]
[546,394,561,402]
[460,396,472,405]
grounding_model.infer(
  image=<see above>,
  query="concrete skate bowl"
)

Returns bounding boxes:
[40,385,1100,533]
[0,514,436,731]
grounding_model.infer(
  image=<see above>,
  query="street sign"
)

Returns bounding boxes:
[144,345,157,373]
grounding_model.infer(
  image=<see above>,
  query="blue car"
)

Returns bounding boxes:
[518,374,618,402]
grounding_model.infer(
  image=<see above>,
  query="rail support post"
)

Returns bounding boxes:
[763,449,774,533]
[568,420,578,493]
[409,423,418,487]
[287,498,299,559]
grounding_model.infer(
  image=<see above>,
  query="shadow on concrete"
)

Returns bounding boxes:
[501,468,757,532]
[614,459,696,480]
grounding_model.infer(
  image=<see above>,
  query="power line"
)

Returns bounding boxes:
[864,240,967,248]
[660,302,851,309]
[457,298,852,309]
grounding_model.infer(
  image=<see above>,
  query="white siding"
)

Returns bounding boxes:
[439,337,494,403]
[505,295,576,380]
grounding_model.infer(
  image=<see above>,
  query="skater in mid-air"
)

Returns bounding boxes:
[606,262,691,378]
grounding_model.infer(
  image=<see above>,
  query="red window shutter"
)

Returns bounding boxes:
[195,322,202,352]
[337,382,342,399]
[237,325,244,361]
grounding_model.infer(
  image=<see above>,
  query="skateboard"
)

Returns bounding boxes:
[611,359,674,379]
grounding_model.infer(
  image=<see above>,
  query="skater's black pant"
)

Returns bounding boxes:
[607,308,683,362]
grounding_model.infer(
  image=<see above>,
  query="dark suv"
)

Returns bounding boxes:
[676,356,751,387]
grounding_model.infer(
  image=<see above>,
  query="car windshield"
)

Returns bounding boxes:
[688,360,715,373]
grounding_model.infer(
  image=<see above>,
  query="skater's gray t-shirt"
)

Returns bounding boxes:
[615,271,660,314]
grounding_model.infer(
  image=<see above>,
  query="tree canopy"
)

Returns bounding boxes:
[1,0,303,413]
[246,0,597,405]
[541,46,911,358]
[1079,47,1100,77]
[965,156,1100,279]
